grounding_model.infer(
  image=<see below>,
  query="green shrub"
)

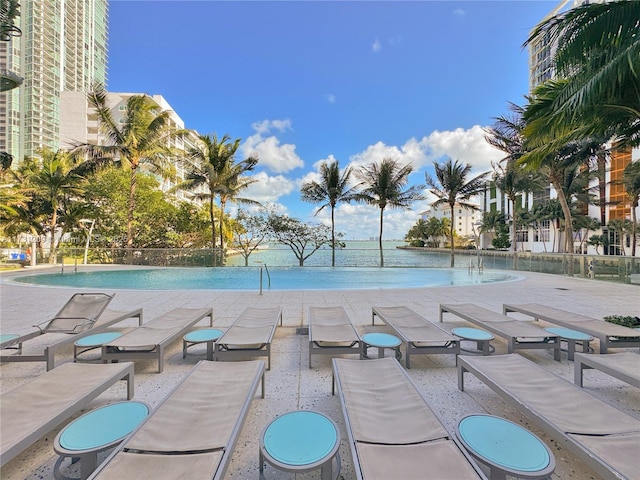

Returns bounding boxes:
[604,315,640,328]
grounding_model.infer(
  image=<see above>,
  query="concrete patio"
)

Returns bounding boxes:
[1,267,638,479]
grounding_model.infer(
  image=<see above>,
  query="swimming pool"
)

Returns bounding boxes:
[8,267,518,291]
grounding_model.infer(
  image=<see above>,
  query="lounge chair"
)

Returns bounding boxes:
[0,292,143,370]
[574,351,640,388]
[332,357,487,480]
[458,353,640,480]
[372,306,459,368]
[102,307,213,373]
[89,360,265,480]
[308,306,362,368]
[214,307,282,370]
[1,361,134,467]
[439,303,561,361]
[503,303,640,353]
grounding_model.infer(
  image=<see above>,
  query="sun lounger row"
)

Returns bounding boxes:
[440,303,561,360]
[0,292,143,370]
[458,353,640,480]
[1,362,135,467]
[372,305,459,368]
[308,306,362,368]
[333,357,487,479]
[215,306,282,370]
[503,303,640,353]
[90,360,265,480]
[574,351,640,388]
[309,305,461,368]
[102,307,213,373]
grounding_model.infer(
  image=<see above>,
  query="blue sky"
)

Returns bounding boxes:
[108,0,559,240]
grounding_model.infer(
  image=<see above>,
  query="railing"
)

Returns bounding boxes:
[12,246,640,285]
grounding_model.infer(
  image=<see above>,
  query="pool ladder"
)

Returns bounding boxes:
[259,264,271,295]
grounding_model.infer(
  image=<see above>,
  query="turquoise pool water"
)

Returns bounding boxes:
[9,267,517,291]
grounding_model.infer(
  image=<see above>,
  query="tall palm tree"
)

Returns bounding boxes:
[176,133,258,257]
[522,83,610,264]
[215,156,259,255]
[177,134,228,249]
[355,158,423,267]
[19,150,87,263]
[492,161,545,263]
[72,83,179,254]
[524,1,640,150]
[217,170,260,255]
[301,160,359,266]
[425,158,489,267]
[622,160,640,257]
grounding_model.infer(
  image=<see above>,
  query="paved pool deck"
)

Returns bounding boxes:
[0,266,638,479]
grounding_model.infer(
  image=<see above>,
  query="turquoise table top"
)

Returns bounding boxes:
[362,332,401,348]
[263,411,338,466]
[544,327,593,341]
[58,401,149,451]
[1,334,19,343]
[452,327,494,341]
[184,328,224,342]
[74,331,123,347]
[458,415,551,473]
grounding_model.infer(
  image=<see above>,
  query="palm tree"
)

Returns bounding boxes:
[301,160,359,266]
[19,150,87,263]
[175,133,258,261]
[72,83,179,256]
[492,161,545,265]
[621,160,640,257]
[523,1,640,150]
[425,158,489,267]
[355,158,423,267]
[214,152,259,255]
[485,103,545,264]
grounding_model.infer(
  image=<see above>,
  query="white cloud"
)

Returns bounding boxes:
[372,38,382,53]
[243,172,296,204]
[240,119,304,173]
[311,202,426,241]
[307,126,502,239]
[347,140,425,171]
[325,93,336,103]
[453,8,465,16]
[415,125,504,174]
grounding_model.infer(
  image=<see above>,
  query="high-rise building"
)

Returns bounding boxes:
[0,0,108,163]
[59,90,201,203]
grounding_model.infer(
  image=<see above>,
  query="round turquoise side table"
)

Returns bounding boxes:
[452,327,495,355]
[544,327,593,361]
[259,410,341,480]
[73,332,124,362]
[53,401,149,480]
[456,414,556,480]
[362,332,402,360]
[183,328,224,361]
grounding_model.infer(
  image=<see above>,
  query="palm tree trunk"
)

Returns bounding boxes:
[48,209,57,264]
[126,167,137,265]
[209,197,216,267]
[209,197,216,249]
[510,198,518,270]
[449,205,455,268]
[331,206,336,267]
[553,181,575,275]
[597,154,607,225]
[632,202,637,257]
[220,200,227,251]
[378,208,385,267]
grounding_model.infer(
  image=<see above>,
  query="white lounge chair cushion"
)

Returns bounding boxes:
[124,361,262,452]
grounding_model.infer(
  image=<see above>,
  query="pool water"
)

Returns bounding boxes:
[9,267,517,291]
